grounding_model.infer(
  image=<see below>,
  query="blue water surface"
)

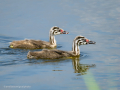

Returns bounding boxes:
[0,0,120,90]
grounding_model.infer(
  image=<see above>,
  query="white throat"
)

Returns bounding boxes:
[49,29,56,45]
[72,40,80,55]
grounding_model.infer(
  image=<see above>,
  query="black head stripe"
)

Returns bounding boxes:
[53,27,59,30]
[53,30,57,35]
[75,36,85,41]
[77,40,81,45]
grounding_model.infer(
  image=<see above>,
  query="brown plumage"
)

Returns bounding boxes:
[10,39,54,49]
[27,36,96,59]
[27,49,75,59]
[9,26,69,49]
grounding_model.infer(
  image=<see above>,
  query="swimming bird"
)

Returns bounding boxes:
[27,36,96,59]
[9,26,69,49]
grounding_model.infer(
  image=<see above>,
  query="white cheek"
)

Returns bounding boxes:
[56,32,61,35]
[81,42,87,45]
[54,32,58,35]
[83,42,87,44]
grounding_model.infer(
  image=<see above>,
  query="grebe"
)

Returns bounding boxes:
[9,26,69,49]
[27,36,96,59]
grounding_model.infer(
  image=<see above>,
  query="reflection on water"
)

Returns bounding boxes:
[26,55,96,76]
[72,57,95,75]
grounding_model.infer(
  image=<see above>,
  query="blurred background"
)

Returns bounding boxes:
[0,0,120,90]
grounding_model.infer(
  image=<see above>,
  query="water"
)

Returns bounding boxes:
[0,0,120,90]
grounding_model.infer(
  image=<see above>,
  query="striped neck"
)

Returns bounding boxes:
[72,39,80,55]
[49,29,56,45]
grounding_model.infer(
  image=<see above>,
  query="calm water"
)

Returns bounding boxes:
[0,0,120,90]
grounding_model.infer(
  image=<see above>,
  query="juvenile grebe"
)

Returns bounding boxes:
[27,36,96,59]
[9,26,69,49]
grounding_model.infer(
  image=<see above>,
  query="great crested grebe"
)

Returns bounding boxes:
[27,36,96,59]
[9,26,69,49]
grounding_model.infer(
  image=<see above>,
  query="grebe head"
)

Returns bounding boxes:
[72,36,96,55]
[74,36,96,46]
[50,26,69,35]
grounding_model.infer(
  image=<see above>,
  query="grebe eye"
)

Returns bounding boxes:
[59,29,63,32]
